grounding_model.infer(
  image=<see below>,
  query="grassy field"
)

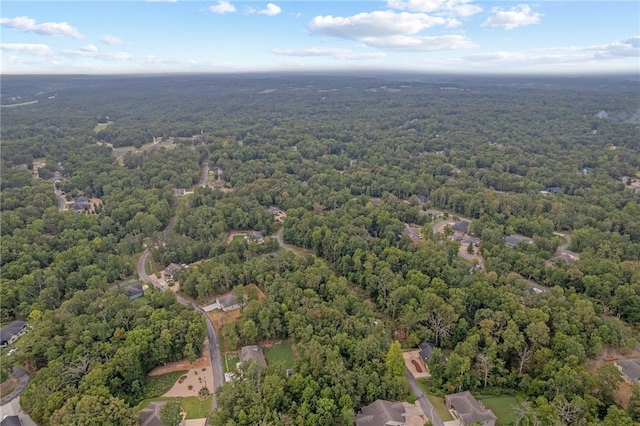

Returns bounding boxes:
[93,121,113,132]
[223,354,239,373]
[425,394,454,421]
[141,370,188,400]
[136,395,212,419]
[476,394,519,425]
[232,234,246,242]
[264,342,296,369]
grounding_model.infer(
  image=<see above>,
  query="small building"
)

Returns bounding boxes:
[445,391,497,426]
[125,283,144,300]
[210,179,226,188]
[267,206,281,215]
[416,195,428,205]
[614,358,640,383]
[505,235,533,248]
[0,321,27,347]
[370,198,382,206]
[239,345,267,368]
[544,186,561,194]
[173,188,186,197]
[216,293,243,312]
[451,220,470,234]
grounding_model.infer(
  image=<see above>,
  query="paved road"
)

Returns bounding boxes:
[54,186,67,211]
[136,225,223,411]
[0,397,37,426]
[275,228,299,253]
[405,370,444,426]
[0,367,30,406]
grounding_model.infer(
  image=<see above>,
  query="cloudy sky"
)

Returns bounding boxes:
[1,1,638,74]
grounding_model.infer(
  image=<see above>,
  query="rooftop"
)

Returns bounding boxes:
[616,358,640,381]
[446,391,497,425]
[240,345,267,368]
[355,399,406,426]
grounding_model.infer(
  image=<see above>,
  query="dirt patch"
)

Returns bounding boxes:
[208,309,242,330]
[403,350,430,379]
[162,367,214,398]
[586,348,640,408]
[0,377,18,398]
[149,338,211,377]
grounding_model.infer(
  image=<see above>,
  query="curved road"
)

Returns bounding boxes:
[136,216,224,411]
[275,227,299,253]
[0,367,30,406]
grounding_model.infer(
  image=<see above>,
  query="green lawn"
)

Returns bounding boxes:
[476,395,520,426]
[131,296,150,306]
[264,342,296,369]
[232,234,246,242]
[223,354,239,373]
[425,394,454,421]
[93,121,113,132]
[135,395,212,420]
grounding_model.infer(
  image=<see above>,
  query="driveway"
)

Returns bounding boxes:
[405,370,444,426]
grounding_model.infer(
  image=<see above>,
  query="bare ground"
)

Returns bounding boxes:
[586,347,640,408]
[0,377,18,399]
[403,350,430,379]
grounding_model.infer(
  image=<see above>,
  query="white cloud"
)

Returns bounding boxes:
[62,46,134,61]
[81,44,99,53]
[387,0,482,18]
[309,11,448,40]
[259,3,282,16]
[209,1,236,14]
[101,35,128,45]
[271,46,385,60]
[365,34,475,51]
[481,4,541,30]
[0,16,84,39]
[465,37,640,67]
[1,43,53,56]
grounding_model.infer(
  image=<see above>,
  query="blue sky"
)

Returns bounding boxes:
[1,1,638,74]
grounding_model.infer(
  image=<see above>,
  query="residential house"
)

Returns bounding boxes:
[216,293,243,312]
[0,321,27,347]
[72,196,90,211]
[138,401,166,426]
[173,188,186,197]
[420,209,444,219]
[355,399,406,426]
[418,342,435,365]
[445,391,497,426]
[614,358,640,383]
[239,345,267,368]
[210,179,226,189]
[544,186,561,194]
[164,263,184,278]
[245,231,264,244]
[505,235,533,248]
[0,416,22,426]
[416,195,428,205]
[451,220,470,234]
[125,284,144,300]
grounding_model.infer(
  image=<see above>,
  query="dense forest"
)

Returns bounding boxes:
[1,73,639,425]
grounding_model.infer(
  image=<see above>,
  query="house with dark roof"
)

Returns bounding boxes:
[125,283,144,300]
[216,293,243,312]
[445,391,497,426]
[418,342,435,364]
[416,195,428,205]
[0,321,27,347]
[163,263,184,277]
[72,196,90,211]
[614,358,640,383]
[355,399,406,426]
[544,186,561,194]
[138,401,167,426]
[0,416,22,426]
[451,220,470,234]
[505,235,533,248]
[239,345,267,368]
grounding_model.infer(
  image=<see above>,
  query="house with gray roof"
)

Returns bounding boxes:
[445,391,497,426]
[216,293,243,312]
[452,220,470,234]
[0,321,27,347]
[0,416,22,426]
[614,358,640,383]
[125,283,144,300]
[239,345,267,368]
[505,234,533,248]
[355,399,406,426]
